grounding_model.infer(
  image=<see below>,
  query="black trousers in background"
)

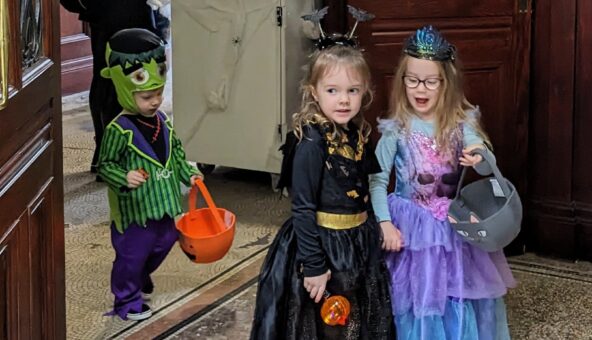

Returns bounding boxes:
[89,25,123,169]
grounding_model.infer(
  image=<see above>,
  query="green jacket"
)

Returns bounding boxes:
[98,111,201,232]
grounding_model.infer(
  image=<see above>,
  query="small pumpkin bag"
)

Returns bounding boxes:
[447,148,522,252]
[176,179,235,263]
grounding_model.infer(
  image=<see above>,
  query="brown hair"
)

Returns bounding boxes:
[293,45,373,143]
[389,53,490,151]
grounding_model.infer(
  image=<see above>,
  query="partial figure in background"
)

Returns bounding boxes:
[148,0,172,43]
[369,25,516,339]
[60,0,163,177]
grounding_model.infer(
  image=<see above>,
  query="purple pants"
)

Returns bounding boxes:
[108,216,178,320]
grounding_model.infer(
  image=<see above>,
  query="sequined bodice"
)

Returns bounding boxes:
[393,128,463,220]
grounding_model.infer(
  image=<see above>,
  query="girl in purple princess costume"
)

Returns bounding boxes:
[369,25,516,339]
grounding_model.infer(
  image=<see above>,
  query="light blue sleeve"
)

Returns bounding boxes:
[369,126,398,222]
[462,121,485,147]
[463,122,496,176]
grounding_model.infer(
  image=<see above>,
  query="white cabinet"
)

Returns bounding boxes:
[172,0,316,173]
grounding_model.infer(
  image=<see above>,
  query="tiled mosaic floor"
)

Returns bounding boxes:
[157,254,592,340]
[62,97,592,340]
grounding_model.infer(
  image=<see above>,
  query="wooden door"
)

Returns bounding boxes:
[529,0,592,260]
[0,0,66,339]
[328,0,532,253]
[572,0,592,259]
[59,6,92,95]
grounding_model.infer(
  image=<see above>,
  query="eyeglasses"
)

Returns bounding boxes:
[402,76,442,90]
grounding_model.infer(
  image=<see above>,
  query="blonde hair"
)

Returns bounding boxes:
[389,53,490,151]
[293,45,373,144]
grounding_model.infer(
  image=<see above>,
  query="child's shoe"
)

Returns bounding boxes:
[126,303,152,321]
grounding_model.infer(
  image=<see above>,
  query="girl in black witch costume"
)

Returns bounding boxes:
[250,8,394,339]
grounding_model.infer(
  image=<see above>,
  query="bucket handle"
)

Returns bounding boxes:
[189,178,227,234]
[454,147,511,200]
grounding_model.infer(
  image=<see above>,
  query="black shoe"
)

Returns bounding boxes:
[126,304,152,321]
[95,175,104,183]
[90,165,98,173]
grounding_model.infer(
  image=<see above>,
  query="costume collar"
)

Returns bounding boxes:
[113,111,171,167]
[323,122,364,161]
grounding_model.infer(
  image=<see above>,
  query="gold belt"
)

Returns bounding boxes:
[316,211,368,230]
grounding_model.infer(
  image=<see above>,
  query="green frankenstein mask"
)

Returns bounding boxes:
[101,28,167,112]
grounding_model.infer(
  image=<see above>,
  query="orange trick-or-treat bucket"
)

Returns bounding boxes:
[176,179,235,263]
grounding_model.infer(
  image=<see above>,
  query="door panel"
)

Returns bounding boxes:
[356,0,515,18]
[0,74,52,169]
[0,0,65,338]
[573,0,592,259]
[59,6,92,95]
[28,182,55,340]
[529,0,592,259]
[0,233,19,340]
[345,0,531,253]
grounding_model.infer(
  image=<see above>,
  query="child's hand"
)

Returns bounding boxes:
[380,221,404,252]
[303,269,331,303]
[460,144,484,167]
[190,174,204,185]
[126,170,147,188]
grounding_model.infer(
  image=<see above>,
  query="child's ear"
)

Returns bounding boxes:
[100,67,111,79]
[310,86,319,101]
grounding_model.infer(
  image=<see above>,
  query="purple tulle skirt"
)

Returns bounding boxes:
[386,195,516,339]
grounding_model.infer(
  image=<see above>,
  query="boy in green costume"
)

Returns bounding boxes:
[98,28,202,321]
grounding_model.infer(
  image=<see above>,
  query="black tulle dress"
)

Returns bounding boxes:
[250,123,395,339]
